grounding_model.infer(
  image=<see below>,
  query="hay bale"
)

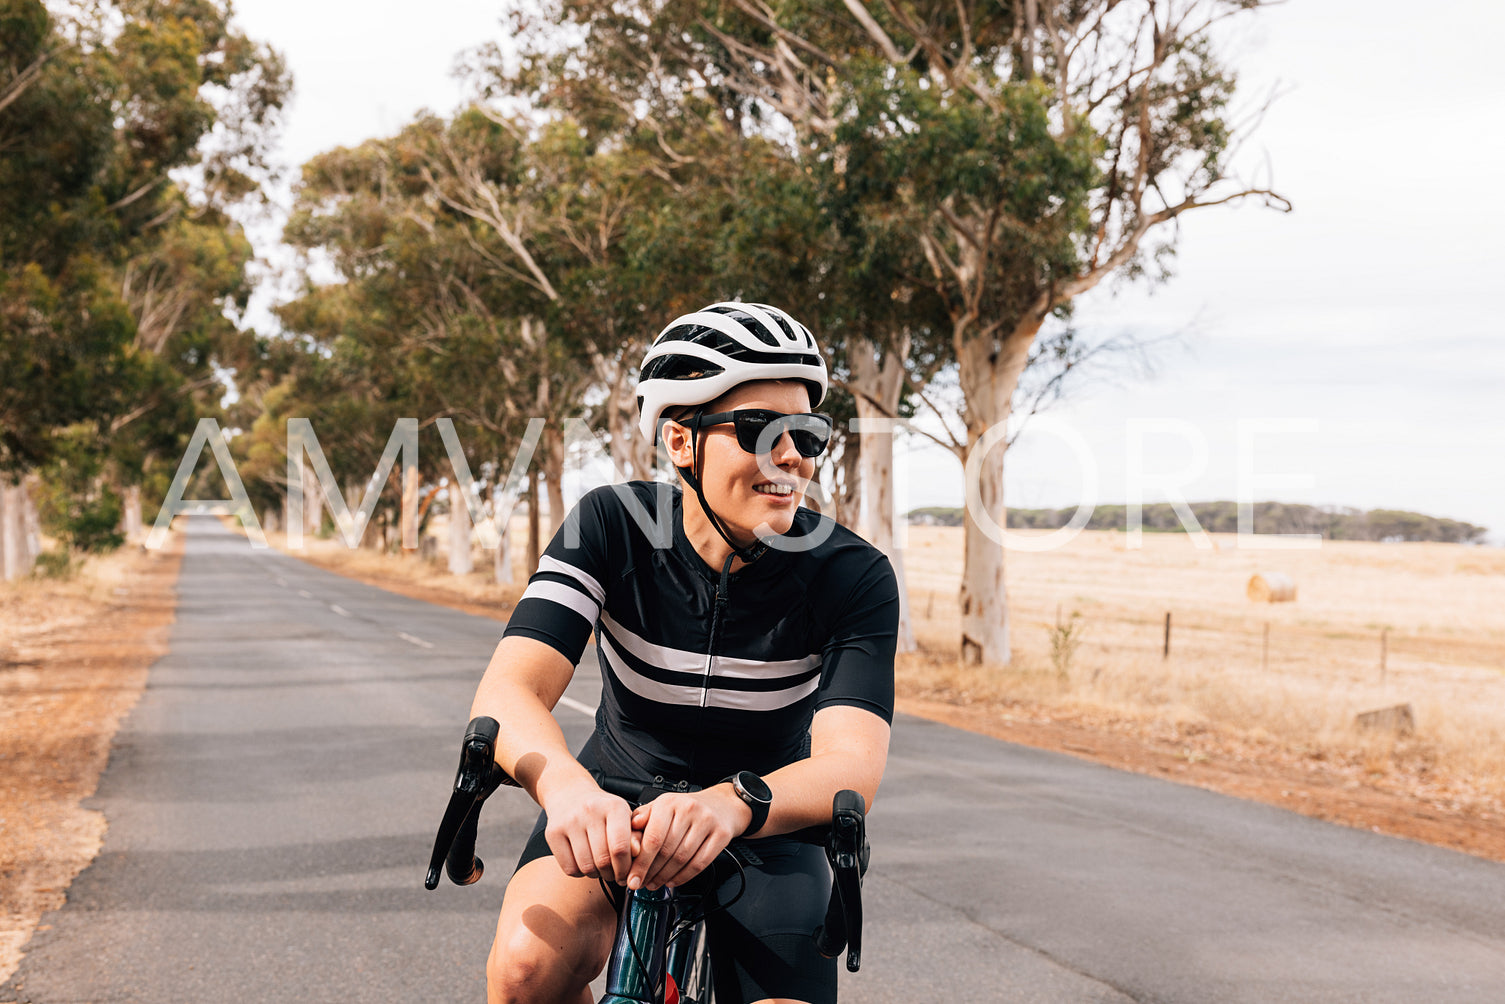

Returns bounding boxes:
[1356,703,1415,736]
[1247,572,1297,603]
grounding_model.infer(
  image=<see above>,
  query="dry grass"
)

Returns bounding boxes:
[0,542,149,657]
[0,538,183,982]
[899,526,1505,811]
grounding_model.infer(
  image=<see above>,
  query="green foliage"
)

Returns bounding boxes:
[828,57,1099,334]
[0,0,288,540]
[35,427,126,553]
[33,548,77,579]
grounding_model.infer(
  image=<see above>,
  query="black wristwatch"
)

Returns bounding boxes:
[723,771,772,836]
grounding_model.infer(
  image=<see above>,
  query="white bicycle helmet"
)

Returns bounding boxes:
[636,302,828,443]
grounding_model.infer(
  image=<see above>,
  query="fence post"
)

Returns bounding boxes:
[1163,612,1171,659]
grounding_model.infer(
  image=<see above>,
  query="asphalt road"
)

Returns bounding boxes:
[5,517,1505,1002]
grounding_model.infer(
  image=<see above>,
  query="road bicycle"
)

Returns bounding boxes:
[426,716,869,1004]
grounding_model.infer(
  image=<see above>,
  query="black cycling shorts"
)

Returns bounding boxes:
[514,736,838,1004]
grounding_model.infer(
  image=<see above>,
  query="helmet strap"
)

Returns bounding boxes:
[679,409,768,566]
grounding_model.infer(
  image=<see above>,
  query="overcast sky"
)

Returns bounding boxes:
[229,1,1505,543]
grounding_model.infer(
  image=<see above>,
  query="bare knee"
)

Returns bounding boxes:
[487,935,567,1004]
[487,859,614,1004]
[487,908,606,1004]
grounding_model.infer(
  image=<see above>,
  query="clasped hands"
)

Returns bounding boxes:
[542,778,753,891]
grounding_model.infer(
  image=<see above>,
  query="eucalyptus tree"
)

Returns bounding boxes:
[0,0,287,569]
[540,0,1286,664]
[275,124,541,562]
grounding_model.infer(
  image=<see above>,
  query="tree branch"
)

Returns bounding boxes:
[0,51,47,117]
[841,0,903,61]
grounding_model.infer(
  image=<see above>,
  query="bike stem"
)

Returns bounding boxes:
[602,885,676,1004]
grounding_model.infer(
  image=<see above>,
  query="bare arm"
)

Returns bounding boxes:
[470,635,635,883]
[759,704,891,833]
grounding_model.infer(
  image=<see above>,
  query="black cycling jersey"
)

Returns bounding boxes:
[502,481,899,784]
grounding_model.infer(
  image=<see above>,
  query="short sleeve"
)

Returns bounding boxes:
[501,489,610,665]
[813,554,899,724]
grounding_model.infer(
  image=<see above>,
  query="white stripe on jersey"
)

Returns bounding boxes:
[598,633,705,706]
[600,612,820,680]
[521,580,601,624]
[538,555,606,605]
[598,630,823,713]
[704,674,822,711]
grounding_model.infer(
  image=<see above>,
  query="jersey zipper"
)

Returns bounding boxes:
[702,552,737,709]
[701,580,718,709]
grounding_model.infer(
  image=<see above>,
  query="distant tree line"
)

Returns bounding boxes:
[908,503,1488,544]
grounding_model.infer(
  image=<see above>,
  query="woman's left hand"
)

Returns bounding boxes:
[625,785,752,891]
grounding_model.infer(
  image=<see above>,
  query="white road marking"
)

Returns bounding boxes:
[399,632,435,649]
[298,590,313,599]
[556,696,598,717]
[330,604,351,617]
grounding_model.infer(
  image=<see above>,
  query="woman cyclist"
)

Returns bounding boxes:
[469,302,899,1004]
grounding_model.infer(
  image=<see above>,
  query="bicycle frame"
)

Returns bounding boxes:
[601,882,712,1004]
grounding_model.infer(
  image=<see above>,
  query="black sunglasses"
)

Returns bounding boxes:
[691,409,833,458]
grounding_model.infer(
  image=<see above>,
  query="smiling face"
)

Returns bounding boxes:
[662,380,816,553]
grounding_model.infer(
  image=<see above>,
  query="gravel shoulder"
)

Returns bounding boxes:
[0,539,182,983]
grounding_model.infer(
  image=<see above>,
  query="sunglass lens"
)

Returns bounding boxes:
[736,413,830,457]
[789,427,825,457]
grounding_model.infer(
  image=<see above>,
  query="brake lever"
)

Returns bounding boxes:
[813,789,868,971]
[425,716,507,890]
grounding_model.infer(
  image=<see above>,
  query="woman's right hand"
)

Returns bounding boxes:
[540,775,636,884]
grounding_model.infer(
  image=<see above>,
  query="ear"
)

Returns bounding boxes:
[660,418,696,470]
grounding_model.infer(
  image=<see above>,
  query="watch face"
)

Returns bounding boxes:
[736,771,772,804]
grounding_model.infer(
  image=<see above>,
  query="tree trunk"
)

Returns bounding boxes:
[122,485,143,542]
[448,481,473,575]
[344,480,377,548]
[489,460,526,585]
[525,314,567,540]
[596,348,653,480]
[542,422,565,541]
[401,465,420,551]
[955,321,1041,666]
[22,475,39,567]
[0,476,18,581]
[1,475,38,581]
[302,459,322,537]
[850,334,917,653]
[526,470,541,575]
[833,433,861,530]
[493,517,514,584]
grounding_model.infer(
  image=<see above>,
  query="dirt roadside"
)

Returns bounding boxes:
[0,539,183,984]
[897,695,1505,862]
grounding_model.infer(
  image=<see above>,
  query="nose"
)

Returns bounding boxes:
[769,429,802,467]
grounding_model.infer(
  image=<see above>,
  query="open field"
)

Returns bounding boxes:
[900,526,1505,813]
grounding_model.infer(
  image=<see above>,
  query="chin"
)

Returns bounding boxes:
[759,509,798,537]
